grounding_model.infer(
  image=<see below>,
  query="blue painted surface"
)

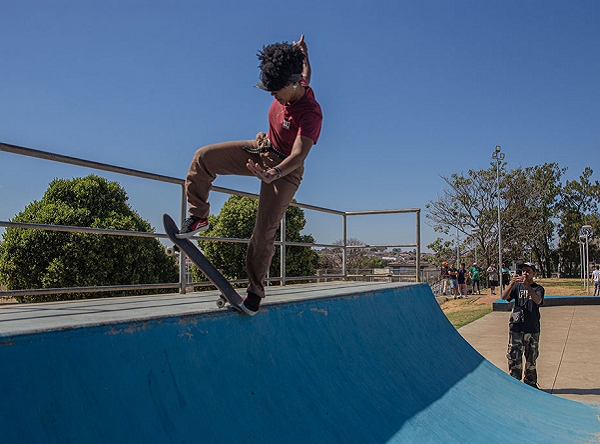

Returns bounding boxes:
[1,284,599,443]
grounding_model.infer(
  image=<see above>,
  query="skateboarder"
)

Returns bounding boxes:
[502,262,545,389]
[178,35,323,316]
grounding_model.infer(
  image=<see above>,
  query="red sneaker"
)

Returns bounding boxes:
[176,216,209,238]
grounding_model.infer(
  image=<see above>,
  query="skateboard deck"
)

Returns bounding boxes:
[162,214,244,313]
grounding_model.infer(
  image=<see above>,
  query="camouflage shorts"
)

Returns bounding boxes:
[506,331,540,386]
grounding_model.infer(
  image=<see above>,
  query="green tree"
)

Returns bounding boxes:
[426,238,455,266]
[556,168,600,277]
[427,162,566,277]
[501,163,564,277]
[426,164,503,268]
[0,174,178,302]
[426,163,600,278]
[194,196,319,284]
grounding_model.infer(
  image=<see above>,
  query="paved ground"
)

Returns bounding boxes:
[459,305,600,405]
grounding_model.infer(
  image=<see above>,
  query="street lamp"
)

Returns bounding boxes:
[581,225,593,294]
[492,145,505,296]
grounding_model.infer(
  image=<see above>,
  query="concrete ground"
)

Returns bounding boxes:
[459,305,600,405]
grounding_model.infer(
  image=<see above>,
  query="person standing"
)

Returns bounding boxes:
[470,262,482,295]
[501,263,511,287]
[592,265,600,296]
[440,261,450,295]
[448,263,459,298]
[457,263,468,298]
[502,263,545,389]
[487,263,499,295]
[178,35,322,316]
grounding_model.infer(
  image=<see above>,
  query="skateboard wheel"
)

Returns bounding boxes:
[216,297,226,308]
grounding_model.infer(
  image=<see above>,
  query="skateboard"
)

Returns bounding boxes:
[162,214,244,313]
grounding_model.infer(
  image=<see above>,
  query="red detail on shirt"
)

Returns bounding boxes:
[267,80,323,156]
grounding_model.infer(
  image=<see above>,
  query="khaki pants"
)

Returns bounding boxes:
[185,140,303,298]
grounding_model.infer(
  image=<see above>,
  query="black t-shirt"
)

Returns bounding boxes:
[506,282,545,333]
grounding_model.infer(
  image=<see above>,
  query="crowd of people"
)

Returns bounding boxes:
[439,261,510,299]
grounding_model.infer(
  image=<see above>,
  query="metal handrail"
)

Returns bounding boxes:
[0,142,421,299]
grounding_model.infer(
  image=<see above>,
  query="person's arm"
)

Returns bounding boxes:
[502,274,518,300]
[246,135,314,184]
[294,35,311,85]
[522,281,543,305]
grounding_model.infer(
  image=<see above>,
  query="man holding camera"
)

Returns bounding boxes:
[501,262,545,389]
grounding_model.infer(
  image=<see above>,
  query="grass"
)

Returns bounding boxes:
[536,278,590,295]
[441,297,493,329]
[445,305,493,329]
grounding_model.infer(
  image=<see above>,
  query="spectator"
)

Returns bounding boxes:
[592,265,600,296]
[501,263,511,287]
[470,262,482,295]
[448,263,459,298]
[487,263,499,295]
[457,263,468,298]
[440,261,450,295]
[502,262,545,389]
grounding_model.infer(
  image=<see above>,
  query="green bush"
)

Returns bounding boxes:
[193,196,319,285]
[0,174,178,302]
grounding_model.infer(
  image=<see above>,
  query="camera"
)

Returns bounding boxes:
[515,265,523,276]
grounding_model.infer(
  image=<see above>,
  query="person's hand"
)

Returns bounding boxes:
[294,34,307,54]
[246,159,278,184]
[511,274,525,285]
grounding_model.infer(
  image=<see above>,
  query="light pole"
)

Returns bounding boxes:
[456,226,460,265]
[581,225,593,294]
[579,240,585,283]
[492,145,505,297]
[471,227,480,264]
[451,210,460,266]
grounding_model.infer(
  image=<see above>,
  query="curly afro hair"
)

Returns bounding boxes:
[257,42,305,92]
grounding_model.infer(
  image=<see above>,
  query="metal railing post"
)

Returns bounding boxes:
[179,184,188,294]
[342,214,347,278]
[280,213,286,286]
[416,209,421,282]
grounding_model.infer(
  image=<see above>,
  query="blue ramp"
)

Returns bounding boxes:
[1,283,599,443]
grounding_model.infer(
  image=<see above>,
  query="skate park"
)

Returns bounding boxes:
[1,143,600,442]
[1,281,600,443]
[4,4,600,441]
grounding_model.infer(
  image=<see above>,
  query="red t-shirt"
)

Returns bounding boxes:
[267,80,323,156]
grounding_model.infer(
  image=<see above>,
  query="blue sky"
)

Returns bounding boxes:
[1,0,599,252]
